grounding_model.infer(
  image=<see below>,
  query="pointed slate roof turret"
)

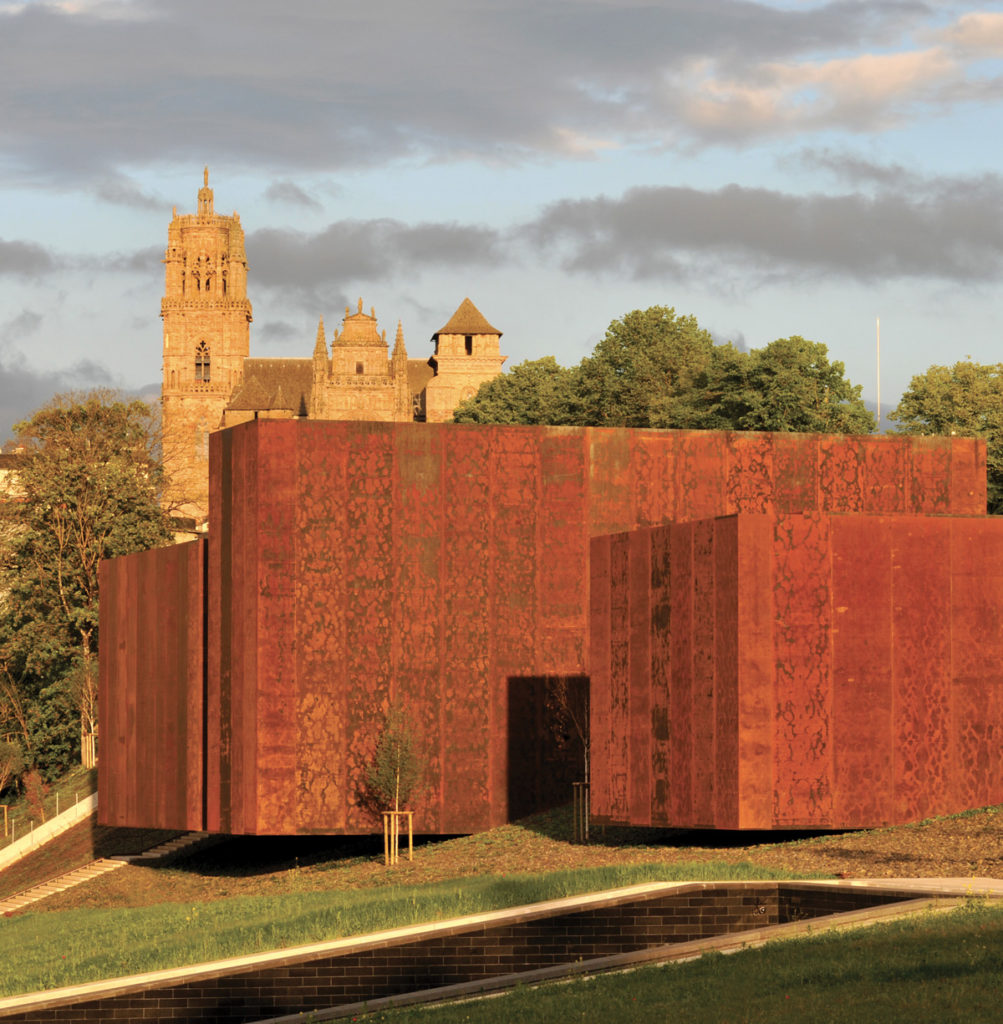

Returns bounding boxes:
[431,298,502,340]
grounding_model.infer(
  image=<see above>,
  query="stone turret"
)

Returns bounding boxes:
[424,298,506,422]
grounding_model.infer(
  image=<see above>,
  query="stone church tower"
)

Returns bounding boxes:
[161,169,252,521]
[159,171,507,529]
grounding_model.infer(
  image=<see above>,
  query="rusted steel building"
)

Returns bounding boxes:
[99,420,1002,834]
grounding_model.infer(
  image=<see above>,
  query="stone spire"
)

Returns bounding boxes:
[313,317,328,382]
[392,321,411,421]
[391,321,407,365]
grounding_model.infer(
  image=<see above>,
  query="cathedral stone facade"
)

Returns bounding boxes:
[162,171,506,523]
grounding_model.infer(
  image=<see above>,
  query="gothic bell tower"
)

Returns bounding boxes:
[161,168,252,524]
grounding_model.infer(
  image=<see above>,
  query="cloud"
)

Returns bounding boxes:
[103,245,162,274]
[0,354,120,441]
[940,12,1003,56]
[258,319,301,344]
[0,239,56,276]
[264,181,322,210]
[0,0,964,181]
[677,44,973,142]
[248,219,504,293]
[92,173,165,210]
[0,308,43,348]
[524,176,1003,282]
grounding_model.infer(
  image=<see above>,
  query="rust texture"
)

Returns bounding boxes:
[98,539,205,831]
[100,422,988,834]
[590,513,1003,830]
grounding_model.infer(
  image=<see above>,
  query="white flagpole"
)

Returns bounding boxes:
[876,316,881,432]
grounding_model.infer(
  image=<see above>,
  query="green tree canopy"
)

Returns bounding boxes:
[891,360,1003,514]
[575,306,720,428]
[453,356,579,425]
[455,306,873,437]
[365,705,425,813]
[730,336,875,434]
[0,391,173,774]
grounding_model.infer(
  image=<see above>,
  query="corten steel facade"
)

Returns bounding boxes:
[99,420,987,835]
[590,513,1003,830]
[99,539,206,830]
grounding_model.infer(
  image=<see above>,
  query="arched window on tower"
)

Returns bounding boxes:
[195,341,211,382]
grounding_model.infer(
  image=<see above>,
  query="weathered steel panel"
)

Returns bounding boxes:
[102,423,994,834]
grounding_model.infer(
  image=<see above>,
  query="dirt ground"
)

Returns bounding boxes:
[16,804,1003,916]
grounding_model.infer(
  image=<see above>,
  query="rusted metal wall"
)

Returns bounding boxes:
[100,421,988,834]
[590,513,1003,830]
[98,539,205,830]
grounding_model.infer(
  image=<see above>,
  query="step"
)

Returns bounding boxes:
[1,859,128,914]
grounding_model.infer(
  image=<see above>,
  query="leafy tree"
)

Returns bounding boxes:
[575,306,720,428]
[891,361,1003,514]
[0,391,173,772]
[453,357,579,425]
[0,738,25,797]
[455,307,871,437]
[365,705,425,813]
[730,336,875,434]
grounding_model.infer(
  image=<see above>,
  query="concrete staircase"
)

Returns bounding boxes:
[0,831,217,915]
[0,858,126,914]
[110,831,217,865]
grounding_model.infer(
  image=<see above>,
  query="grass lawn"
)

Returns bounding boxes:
[2,796,1003,1010]
[0,860,812,997]
[362,900,1003,1024]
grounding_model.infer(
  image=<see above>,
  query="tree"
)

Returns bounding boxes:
[0,391,173,772]
[575,306,721,428]
[891,360,1003,514]
[453,357,579,425]
[455,305,873,438]
[365,704,425,866]
[0,738,25,798]
[730,336,875,434]
[365,705,425,814]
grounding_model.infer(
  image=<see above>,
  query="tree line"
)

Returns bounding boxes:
[1,307,1001,796]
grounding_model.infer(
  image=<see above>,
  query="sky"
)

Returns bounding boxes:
[2,0,1003,439]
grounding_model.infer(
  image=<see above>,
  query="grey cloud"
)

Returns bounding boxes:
[104,245,163,274]
[0,309,43,348]
[792,149,916,189]
[524,179,1003,282]
[93,174,165,210]
[258,319,301,344]
[248,219,504,293]
[265,181,322,210]
[0,0,933,181]
[0,355,119,442]
[0,239,56,276]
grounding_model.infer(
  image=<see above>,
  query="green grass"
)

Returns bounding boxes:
[0,860,815,998]
[361,901,1003,1024]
